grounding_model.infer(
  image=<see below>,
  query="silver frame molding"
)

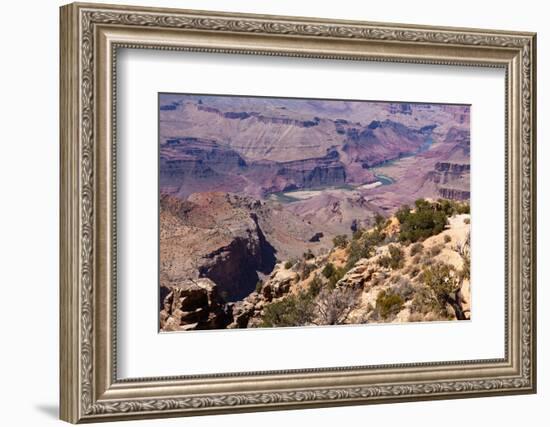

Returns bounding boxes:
[60,2,537,423]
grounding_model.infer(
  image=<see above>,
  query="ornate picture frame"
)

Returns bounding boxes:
[60,2,536,423]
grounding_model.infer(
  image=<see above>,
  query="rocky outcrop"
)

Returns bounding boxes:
[198,213,277,301]
[342,119,429,168]
[160,192,328,305]
[428,162,470,186]
[424,161,470,201]
[438,187,470,200]
[159,278,231,331]
[226,264,299,328]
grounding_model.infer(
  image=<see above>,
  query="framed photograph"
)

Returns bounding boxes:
[60,2,537,423]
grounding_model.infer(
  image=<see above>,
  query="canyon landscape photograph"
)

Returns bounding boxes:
[158,94,471,332]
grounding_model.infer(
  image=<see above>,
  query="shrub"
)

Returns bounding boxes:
[320,262,346,287]
[410,285,440,316]
[410,242,424,256]
[409,265,421,278]
[421,261,467,320]
[261,291,315,327]
[316,286,359,325]
[430,244,443,257]
[352,229,364,240]
[255,280,263,293]
[332,234,349,249]
[307,275,323,297]
[444,234,452,243]
[392,276,415,300]
[377,255,391,269]
[284,260,294,269]
[328,267,347,288]
[303,249,315,260]
[397,199,448,243]
[422,263,459,300]
[374,213,386,230]
[464,217,471,224]
[376,290,404,319]
[378,245,404,270]
[437,199,471,216]
[322,262,336,278]
[301,262,317,280]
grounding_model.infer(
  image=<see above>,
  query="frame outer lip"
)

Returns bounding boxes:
[59,2,537,423]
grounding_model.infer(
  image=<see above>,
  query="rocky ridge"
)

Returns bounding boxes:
[160,198,471,331]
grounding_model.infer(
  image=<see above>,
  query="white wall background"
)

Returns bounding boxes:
[0,0,545,426]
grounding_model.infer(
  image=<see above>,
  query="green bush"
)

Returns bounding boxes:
[444,234,452,243]
[322,262,335,278]
[255,280,263,293]
[332,234,349,249]
[327,267,346,288]
[374,213,386,229]
[422,262,459,309]
[346,228,387,270]
[464,217,470,224]
[376,290,404,319]
[437,199,471,216]
[260,291,315,327]
[284,260,294,269]
[307,275,323,297]
[397,199,448,243]
[378,244,405,270]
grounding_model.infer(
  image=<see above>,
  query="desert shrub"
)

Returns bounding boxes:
[376,290,404,319]
[260,291,315,327]
[464,217,471,224]
[444,234,452,243]
[409,285,441,317]
[316,286,359,325]
[409,265,421,279]
[255,280,263,293]
[345,228,387,270]
[438,199,471,216]
[460,257,470,281]
[301,262,317,280]
[421,261,467,320]
[377,255,391,269]
[321,262,346,288]
[332,234,349,249]
[328,267,347,288]
[430,244,443,257]
[307,274,323,297]
[378,245,404,270]
[374,213,387,230]
[455,233,471,281]
[352,229,364,240]
[322,262,335,278]
[303,249,315,260]
[397,199,448,243]
[284,260,294,269]
[393,276,415,300]
[410,242,424,256]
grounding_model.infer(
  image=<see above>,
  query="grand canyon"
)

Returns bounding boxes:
[159,94,471,331]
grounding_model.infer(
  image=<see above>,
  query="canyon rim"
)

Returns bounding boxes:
[158,94,472,332]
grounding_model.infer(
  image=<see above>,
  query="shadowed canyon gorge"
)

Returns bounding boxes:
[158,94,471,331]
